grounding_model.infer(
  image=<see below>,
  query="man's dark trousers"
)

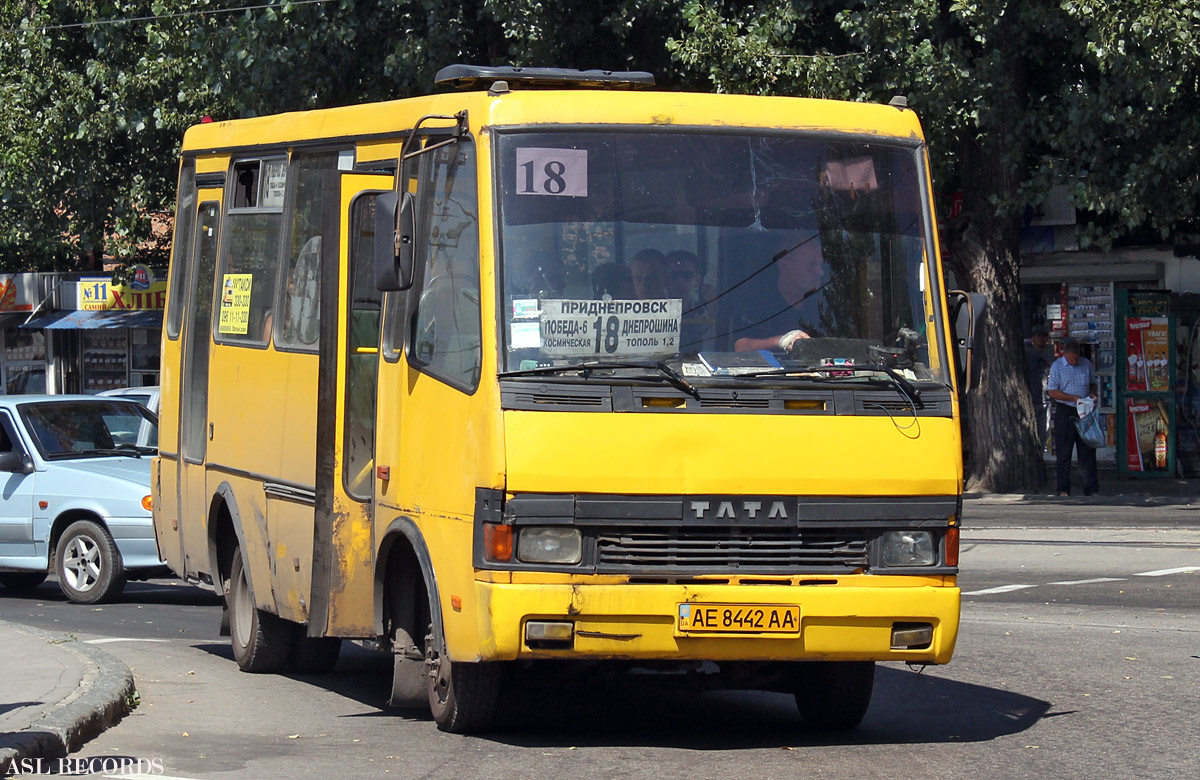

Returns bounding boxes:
[1054,402,1099,495]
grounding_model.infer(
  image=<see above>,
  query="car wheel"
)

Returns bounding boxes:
[54,519,126,604]
[0,572,48,592]
[228,546,295,672]
[425,622,501,733]
[793,661,875,730]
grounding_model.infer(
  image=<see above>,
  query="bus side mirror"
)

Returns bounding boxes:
[375,190,416,291]
[948,290,987,393]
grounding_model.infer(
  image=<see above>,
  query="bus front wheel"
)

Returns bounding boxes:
[424,624,501,733]
[228,547,295,673]
[792,661,875,730]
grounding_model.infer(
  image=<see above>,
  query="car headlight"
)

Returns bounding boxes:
[880,530,936,567]
[517,527,582,564]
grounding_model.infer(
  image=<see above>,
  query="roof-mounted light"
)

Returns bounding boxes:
[434,64,655,92]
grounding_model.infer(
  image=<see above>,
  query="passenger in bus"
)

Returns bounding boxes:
[666,250,716,352]
[665,250,716,307]
[733,233,826,353]
[591,263,634,300]
[630,249,668,299]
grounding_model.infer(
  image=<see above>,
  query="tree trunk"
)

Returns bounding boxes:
[945,142,1046,494]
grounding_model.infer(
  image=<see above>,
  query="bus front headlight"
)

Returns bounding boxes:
[880,531,936,567]
[517,527,582,564]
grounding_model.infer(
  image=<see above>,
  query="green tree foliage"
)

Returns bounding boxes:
[671,0,1200,491]
[0,0,687,270]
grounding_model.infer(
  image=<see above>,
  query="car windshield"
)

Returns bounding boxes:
[20,400,158,459]
[496,130,946,383]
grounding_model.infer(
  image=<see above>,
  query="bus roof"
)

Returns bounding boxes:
[180,89,927,155]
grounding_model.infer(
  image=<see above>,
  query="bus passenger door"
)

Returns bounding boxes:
[177,199,221,581]
[309,175,390,637]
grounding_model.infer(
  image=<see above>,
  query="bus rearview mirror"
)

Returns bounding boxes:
[948,290,987,393]
[375,190,415,291]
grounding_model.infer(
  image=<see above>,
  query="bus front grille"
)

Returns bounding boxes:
[594,528,870,571]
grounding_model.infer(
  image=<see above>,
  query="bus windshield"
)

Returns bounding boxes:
[496,130,945,383]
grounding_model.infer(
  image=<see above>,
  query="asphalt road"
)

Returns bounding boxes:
[1,517,1197,780]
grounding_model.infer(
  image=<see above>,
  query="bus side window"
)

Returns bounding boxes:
[216,157,286,346]
[165,159,196,341]
[408,141,481,390]
[278,151,340,350]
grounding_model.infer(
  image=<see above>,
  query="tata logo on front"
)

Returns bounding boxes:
[688,499,790,521]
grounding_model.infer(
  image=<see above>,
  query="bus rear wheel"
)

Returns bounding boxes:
[792,661,875,730]
[425,624,501,733]
[228,547,295,673]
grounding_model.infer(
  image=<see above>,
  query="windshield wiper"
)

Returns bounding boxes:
[498,360,700,398]
[73,446,152,458]
[735,363,923,406]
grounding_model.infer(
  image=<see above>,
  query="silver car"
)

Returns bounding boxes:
[98,386,160,448]
[0,395,163,603]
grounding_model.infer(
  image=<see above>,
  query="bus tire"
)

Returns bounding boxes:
[288,636,342,674]
[0,572,48,592]
[425,624,501,733]
[228,546,294,673]
[54,519,127,604]
[793,661,875,730]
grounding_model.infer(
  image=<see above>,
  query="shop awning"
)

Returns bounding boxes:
[20,310,164,329]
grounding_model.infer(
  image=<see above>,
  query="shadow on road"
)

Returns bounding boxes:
[0,578,222,607]
[479,666,1051,748]
[190,641,1051,748]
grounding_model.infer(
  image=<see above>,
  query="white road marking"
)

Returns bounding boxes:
[84,637,170,644]
[962,584,1037,595]
[1047,577,1125,585]
[1133,566,1200,577]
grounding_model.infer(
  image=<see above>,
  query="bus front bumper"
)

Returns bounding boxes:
[471,580,959,664]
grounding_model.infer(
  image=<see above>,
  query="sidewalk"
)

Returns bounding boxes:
[966,465,1198,505]
[0,621,134,777]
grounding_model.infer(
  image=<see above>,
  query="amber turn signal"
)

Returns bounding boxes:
[945,525,959,567]
[484,523,513,562]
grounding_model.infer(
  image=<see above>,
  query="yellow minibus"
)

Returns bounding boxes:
[154,65,983,733]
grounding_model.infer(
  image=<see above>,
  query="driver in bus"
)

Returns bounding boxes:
[630,249,669,299]
[733,232,826,353]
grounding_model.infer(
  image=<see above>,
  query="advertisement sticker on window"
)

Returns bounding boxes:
[538,299,681,356]
[218,273,253,335]
[261,159,288,208]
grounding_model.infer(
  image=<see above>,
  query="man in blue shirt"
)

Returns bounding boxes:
[1046,341,1099,496]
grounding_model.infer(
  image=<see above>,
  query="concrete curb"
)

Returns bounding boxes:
[0,624,135,777]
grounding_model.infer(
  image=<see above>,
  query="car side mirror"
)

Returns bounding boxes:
[948,290,987,394]
[0,451,34,474]
[375,190,416,291]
